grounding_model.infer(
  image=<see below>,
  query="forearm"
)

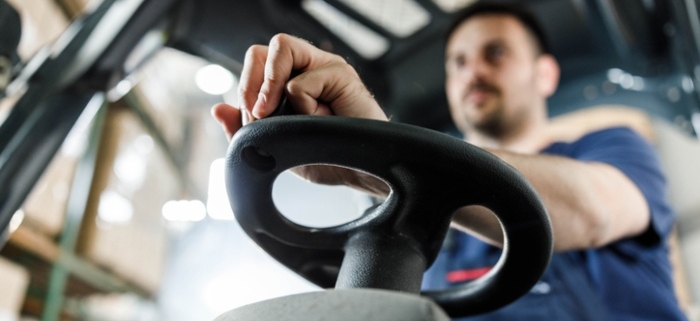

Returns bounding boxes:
[292,165,390,198]
[451,206,504,247]
[452,150,650,252]
[346,169,391,198]
[500,152,614,251]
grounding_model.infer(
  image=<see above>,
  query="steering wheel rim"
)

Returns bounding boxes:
[225,116,552,317]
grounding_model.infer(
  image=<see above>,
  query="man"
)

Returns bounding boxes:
[212,3,687,320]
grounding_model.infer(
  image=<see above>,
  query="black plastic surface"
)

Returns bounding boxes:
[225,116,553,317]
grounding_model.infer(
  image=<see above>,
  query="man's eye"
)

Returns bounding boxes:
[486,45,505,61]
[453,56,466,68]
[446,56,465,73]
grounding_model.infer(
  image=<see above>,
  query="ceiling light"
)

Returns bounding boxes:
[302,0,390,59]
[98,190,134,224]
[338,0,430,37]
[195,64,235,95]
[113,149,147,190]
[162,200,207,222]
[207,158,234,220]
[432,0,477,12]
[9,209,25,234]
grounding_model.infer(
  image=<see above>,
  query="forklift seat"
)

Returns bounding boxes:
[213,288,449,321]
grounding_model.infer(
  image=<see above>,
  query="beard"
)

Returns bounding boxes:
[461,80,534,140]
[472,104,510,138]
[460,81,508,138]
[465,96,532,141]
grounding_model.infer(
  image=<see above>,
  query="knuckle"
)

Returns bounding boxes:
[245,44,265,58]
[269,33,290,48]
[330,54,347,64]
[285,79,302,95]
[338,61,359,77]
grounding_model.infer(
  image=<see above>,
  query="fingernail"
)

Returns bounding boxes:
[253,93,266,118]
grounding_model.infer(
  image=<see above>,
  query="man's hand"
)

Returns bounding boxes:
[211,34,390,196]
[212,33,387,138]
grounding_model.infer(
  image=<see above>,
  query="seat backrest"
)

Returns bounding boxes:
[652,117,700,320]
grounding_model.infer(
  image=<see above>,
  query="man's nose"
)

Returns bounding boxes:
[458,58,490,84]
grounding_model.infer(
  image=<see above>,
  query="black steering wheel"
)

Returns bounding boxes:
[225,115,552,318]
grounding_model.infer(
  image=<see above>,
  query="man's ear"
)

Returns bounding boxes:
[536,54,560,98]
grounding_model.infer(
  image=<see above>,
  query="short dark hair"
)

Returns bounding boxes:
[445,2,551,55]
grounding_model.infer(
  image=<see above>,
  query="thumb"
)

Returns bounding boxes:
[211,103,243,141]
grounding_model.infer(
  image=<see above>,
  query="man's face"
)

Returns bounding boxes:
[445,14,546,138]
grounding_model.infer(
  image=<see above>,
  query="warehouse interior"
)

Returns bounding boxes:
[1,0,700,320]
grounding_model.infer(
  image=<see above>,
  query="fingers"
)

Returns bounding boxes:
[235,33,387,125]
[286,63,387,121]
[245,34,346,118]
[238,45,268,116]
[211,103,242,141]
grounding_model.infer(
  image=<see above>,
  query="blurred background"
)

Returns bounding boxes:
[0,0,379,320]
[1,0,700,320]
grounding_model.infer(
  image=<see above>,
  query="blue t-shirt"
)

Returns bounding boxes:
[422,127,687,321]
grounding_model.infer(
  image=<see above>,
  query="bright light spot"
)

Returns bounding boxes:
[619,73,634,89]
[691,113,700,134]
[108,79,133,101]
[9,209,25,233]
[302,0,390,59]
[607,68,624,83]
[162,200,207,222]
[682,76,695,93]
[114,149,146,189]
[632,76,645,91]
[61,134,87,158]
[432,0,477,12]
[195,64,234,95]
[98,190,134,224]
[134,134,154,154]
[207,158,234,220]
[607,68,645,91]
[60,95,104,158]
[338,0,430,37]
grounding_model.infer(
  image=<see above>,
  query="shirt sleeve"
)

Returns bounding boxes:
[565,127,675,248]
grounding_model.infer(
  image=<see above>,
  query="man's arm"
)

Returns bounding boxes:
[452,150,651,252]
